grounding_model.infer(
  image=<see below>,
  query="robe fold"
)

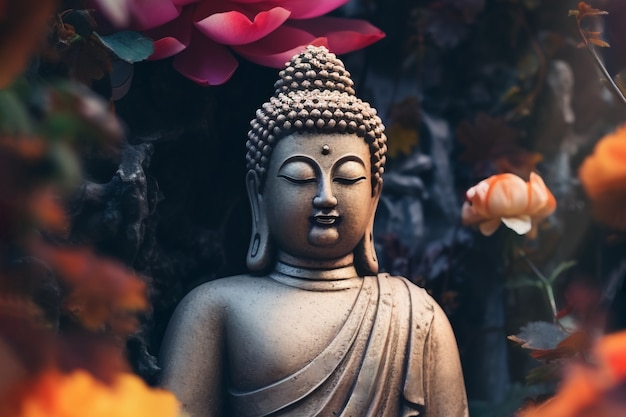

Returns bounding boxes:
[228,274,440,417]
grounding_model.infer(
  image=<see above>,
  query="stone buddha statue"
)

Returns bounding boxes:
[159,46,468,417]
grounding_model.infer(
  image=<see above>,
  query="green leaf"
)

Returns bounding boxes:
[50,143,82,188]
[505,275,541,289]
[526,362,561,385]
[0,89,32,134]
[95,31,154,63]
[547,260,577,285]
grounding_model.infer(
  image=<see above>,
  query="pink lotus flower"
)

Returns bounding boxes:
[461,172,556,237]
[95,0,384,86]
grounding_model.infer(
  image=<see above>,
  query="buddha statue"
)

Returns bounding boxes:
[159,45,468,417]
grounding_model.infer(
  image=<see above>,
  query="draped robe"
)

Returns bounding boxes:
[228,274,467,417]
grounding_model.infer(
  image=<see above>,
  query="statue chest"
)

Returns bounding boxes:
[223,285,359,392]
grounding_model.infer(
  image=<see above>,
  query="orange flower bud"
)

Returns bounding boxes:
[579,123,626,229]
[462,172,556,236]
[13,370,181,417]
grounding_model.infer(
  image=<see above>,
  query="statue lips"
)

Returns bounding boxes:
[312,212,340,227]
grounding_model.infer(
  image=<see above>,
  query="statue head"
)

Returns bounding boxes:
[245,45,387,275]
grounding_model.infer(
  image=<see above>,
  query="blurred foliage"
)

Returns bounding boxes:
[518,330,626,417]
[0,1,168,415]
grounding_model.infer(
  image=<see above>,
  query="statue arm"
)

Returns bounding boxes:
[159,283,226,417]
[423,302,469,417]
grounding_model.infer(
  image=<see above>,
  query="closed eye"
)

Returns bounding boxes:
[333,176,366,185]
[278,174,317,184]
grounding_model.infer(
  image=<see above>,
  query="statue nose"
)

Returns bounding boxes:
[313,180,338,208]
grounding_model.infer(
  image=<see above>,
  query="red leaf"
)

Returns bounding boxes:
[31,243,148,334]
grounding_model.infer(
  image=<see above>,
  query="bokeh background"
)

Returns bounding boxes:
[2,1,626,416]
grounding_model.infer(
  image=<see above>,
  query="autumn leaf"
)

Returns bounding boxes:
[508,321,569,351]
[0,135,59,241]
[0,135,46,159]
[59,37,113,85]
[31,243,148,334]
[568,2,609,20]
[385,97,421,158]
[456,113,542,179]
[569,2,610,48]
[519,330,626,417]
[0,309,67,382]
[0,308,130,384]
[529,331,590,362]
[28,188,68,235]
[0,0,58,89]
[386,124,419,158]
[510,326,587,385]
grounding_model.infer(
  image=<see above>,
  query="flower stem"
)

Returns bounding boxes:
[585,44,626,106]
[518,249,558,321]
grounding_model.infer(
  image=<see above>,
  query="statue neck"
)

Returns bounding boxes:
[274,251,358,280]
[270,257,362,291]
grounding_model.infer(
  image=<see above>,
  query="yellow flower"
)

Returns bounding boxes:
[385,123,419,158]
[462,172,556,236]
[579,123,626,229]
[16,370,180,417]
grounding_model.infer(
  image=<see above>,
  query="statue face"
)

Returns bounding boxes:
[263,133,377,262]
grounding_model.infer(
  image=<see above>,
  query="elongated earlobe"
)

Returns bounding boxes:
[354,227,378,276]
[355,180,382,275]
[246,171,273,271]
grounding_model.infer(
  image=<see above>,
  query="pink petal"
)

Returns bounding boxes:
[195,7,291,46]
[93,0,130,27]
[129,0,181,30]
[232,26,328,67]
[145,5,193,59]
[259,0,350,19]
[173,30,239,85]
[289,17,385,54]
[150,37,188,60]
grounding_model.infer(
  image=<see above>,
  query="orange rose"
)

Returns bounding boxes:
[462,172,556,236]
[13,370,180,417]
[579,123,626,229]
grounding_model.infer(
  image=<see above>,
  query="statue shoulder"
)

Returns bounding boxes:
[378,273,436,311]
[190,273,264,291]
[178,274,269,309]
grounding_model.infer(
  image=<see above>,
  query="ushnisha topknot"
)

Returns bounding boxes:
[246,45,387,191]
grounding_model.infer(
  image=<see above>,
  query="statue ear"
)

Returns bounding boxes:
[246,171,273,271]
[355,179,383,276]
